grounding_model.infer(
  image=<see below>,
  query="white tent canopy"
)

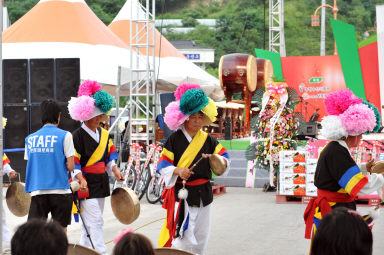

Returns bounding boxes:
[2,0,137,87]
[108,0,224,100]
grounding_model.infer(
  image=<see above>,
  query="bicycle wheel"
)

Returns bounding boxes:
[135,167,151,200]
[125,166,137,190]
[159,181,165,204]
[114,165,137,190]
[146,174,162,204]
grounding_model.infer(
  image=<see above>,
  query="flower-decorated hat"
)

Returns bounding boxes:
[68,80,114,121]
[320,89,379,140]
[164,83,218,131]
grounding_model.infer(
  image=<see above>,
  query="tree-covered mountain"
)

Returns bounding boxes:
[5,0,384,77]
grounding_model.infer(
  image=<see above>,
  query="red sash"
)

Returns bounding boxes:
[82,162,105,174]
[303,189,354,239]
[176,179,209,186]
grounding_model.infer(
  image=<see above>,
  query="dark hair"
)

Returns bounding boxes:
[11,219,68,255]
[312,207,372,255]
[40,99,61,125]
[113,233,154,255]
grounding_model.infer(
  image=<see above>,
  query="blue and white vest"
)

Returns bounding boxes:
[25,125,69,193]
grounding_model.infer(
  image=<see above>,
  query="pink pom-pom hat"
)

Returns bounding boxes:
[77,80,102,97]
[174,83,201,101]
[68,96,96,121]
[113,228,133,244]
[339,103,376,136]
[324,89,362,115]
[164,101,189,130]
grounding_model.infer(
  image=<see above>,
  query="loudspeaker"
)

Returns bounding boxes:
[56,58,80,102]
[3,60,28,104]
[58,102,81,133]
[30,59,54,103]
[297,122,319,138]
[160,93,176,140]
[4,106,28,148]
[30,103,80,134]
[4,152,26,183]
[224,117,232,140]
[30,105,42,133]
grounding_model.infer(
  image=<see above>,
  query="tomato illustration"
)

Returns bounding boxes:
[293,175,306,184]
[293,152,306,162]
[293,164,306,173]
[293,186,306,196]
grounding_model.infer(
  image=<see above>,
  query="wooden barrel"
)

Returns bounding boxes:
[219,53,257,94]
[256,58,274,88]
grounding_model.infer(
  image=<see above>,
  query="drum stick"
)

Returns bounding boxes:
[70,186,95,249]
[189,154,211,172]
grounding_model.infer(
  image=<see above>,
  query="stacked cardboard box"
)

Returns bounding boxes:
[279,151,318,196]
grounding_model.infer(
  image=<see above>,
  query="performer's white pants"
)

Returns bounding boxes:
[80,198,107,255]
[2,207,11,247]
[172,202,211,255]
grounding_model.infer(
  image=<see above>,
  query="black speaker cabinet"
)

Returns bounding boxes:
[160,93,176,140]
[56,58,80,102]
[3,58,81,179]
[4,152,26,183]
[30,59,54,103]
[4,106,29,148]
[58,102,81,133]
[3,59,28,104]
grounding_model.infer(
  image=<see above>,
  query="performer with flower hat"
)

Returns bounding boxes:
[68,80,123,255]
[304,89,384,243]
[157,83,230,255]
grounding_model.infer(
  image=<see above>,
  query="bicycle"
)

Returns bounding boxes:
[133,143,157,200]
[146,143,165,204]
[113,143,140,191]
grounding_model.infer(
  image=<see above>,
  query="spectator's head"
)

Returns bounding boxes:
[40,99,61,125]
[113,232,154,255]
[312,207,372,255]
[11,219,68,255]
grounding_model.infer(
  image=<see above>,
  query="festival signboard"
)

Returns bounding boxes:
[281,55,346,121]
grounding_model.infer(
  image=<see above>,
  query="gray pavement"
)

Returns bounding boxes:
[3,187,384,255]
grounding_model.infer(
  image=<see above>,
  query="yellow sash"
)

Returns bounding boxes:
[86,128,109,167]
[177,130,208,168]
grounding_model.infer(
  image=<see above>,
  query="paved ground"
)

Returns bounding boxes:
[3,187,384,255]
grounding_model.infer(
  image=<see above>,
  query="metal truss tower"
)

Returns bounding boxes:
[269,0,286,57]
[129,0,156,149]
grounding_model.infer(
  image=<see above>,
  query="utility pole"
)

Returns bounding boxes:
[320,0,326,56]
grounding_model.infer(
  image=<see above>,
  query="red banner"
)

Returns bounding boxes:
[281,55,346,121]
[280,47,381,121]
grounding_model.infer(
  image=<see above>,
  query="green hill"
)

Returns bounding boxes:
[5,0,383,77]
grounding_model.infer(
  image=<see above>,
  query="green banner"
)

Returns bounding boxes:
[330,18,366,99]
[254,49,284,80]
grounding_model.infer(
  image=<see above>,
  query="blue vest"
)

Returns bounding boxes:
[25,125,70,193]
